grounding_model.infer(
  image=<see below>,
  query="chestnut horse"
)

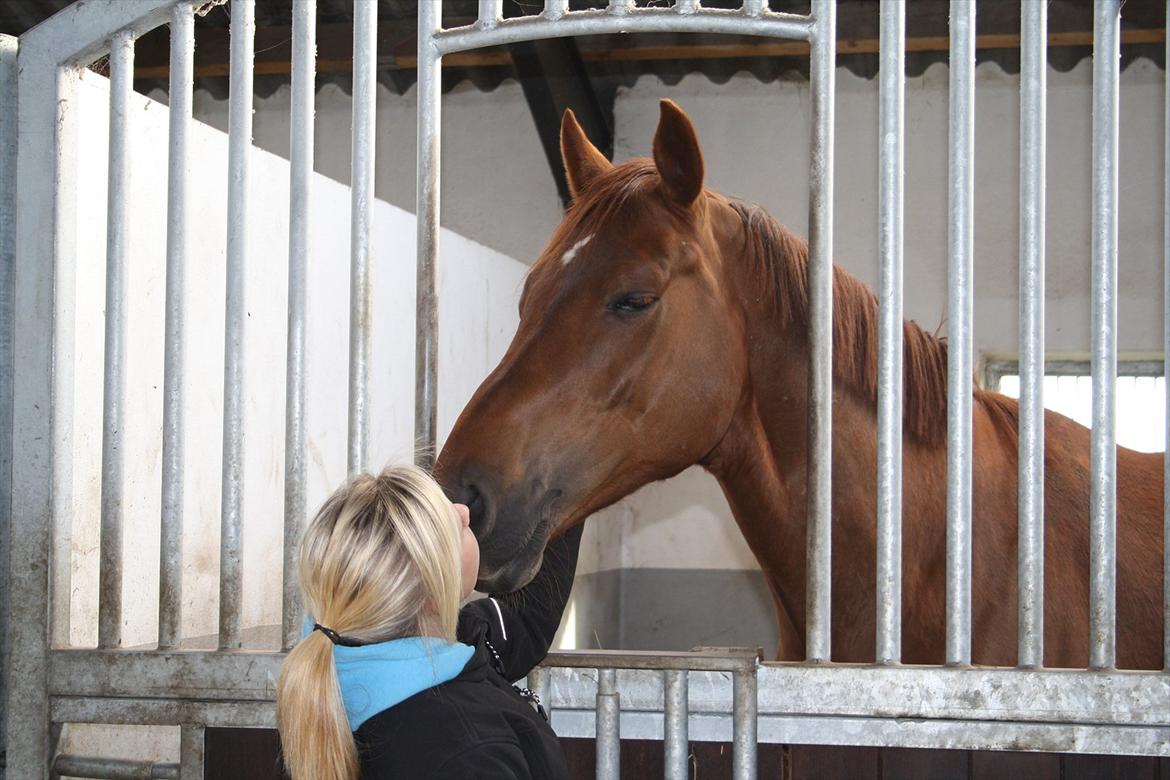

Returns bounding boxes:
[436,100,1164,669]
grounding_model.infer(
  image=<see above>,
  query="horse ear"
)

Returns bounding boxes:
[652,99,705,205]
[561,108,613,201]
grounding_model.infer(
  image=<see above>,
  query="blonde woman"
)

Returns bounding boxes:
[276,464,583,779]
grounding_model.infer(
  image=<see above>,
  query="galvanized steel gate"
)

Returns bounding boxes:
[1,1,1168,779]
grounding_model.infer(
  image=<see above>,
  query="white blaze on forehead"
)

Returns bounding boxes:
[561,233,594,266]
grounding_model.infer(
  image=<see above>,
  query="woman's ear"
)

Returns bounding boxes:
[652,99,705,205]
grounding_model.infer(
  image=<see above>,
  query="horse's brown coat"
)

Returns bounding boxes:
[436,101,1164,669]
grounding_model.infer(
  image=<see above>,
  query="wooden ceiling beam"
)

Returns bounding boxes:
[132,25,1166,80]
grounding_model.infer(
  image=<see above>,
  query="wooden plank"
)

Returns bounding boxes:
[972,750,1061,780]
[881,747,969,780]
[790,745,880,780]
[1062,753,1160,780]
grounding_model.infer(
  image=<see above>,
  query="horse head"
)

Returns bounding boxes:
[435,100,751,592]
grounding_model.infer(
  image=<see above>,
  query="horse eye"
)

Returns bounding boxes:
[609,294,659,314]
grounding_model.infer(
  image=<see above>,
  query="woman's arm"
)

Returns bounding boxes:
[458,523,585,681]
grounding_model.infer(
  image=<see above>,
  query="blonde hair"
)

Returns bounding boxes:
[276,464,463,780]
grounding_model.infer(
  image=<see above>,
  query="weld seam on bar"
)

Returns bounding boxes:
[158,1,194,653]
[946,0,975,668]
[733,668,758,780]
[875,0,905,666]
[1090,0,1121,671]
[434,10,813,55]
[1017,0,1047,671]
[348,0,376,477]
[596,669,620,780]
[478,0,502,28]
[283,0,315,652]
[415,2,441,467]
[543,0,569,20]
[219,0,254,651]
[805,0,836,665]
[664,670,688,780]
[98,28,135,651]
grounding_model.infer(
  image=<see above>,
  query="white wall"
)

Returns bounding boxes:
[193,80,565,266]
[65,70,527,650]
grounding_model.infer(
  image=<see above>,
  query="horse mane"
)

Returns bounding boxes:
[729,199,1015,445]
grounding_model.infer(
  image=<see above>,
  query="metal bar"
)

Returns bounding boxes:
[283,0,315,652]
[415,1,441,467]
[159,1,194,653]
[97,29,135,651]
[543,0,569,20]
[0,33,17,777]
[805,0,836,664]
[946,0,975,667]
[732,669,758,780]
[220,0,255,651]
[663,670,689,780]
[18,0,187,68]
[875,0,905,666]
[348,0,375,477]
[1018,0,1047,670]
[52,756,179,780]
[179,725,204,780]
[478,0,502,28]
[1165,0,1170,673]
[675,0,700,14]
[1089,0,1120,671]
[743,0,767,17]
[435,10,813,55]
[609,0,635,13]
[527,665,549,718]
[596,668,620,780]
[9,42,76,780]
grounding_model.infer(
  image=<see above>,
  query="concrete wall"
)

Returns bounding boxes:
[64,67,528,642]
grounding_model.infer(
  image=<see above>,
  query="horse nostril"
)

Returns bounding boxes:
[466,484,488,537]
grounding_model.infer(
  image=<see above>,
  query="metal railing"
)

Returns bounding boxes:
[2,1,1168,779]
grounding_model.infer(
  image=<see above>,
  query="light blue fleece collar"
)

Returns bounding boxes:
[303,618,474,731]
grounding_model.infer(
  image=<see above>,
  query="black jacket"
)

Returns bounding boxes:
[355,526,583,779]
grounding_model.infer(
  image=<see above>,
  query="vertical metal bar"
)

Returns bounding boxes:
[347,0,375,477]
[875,0,905,666]
[220,0,255,651]
[9,48,75,780]
[675,0,700,13]
[732,669,758,780]
[663,670,689,780]
[1089,0,1120,671]
[283,0,315,653]
[1017,0,1047,670]
[159,2,194,652]
[98,29,135,650]
[946,0,975,667]
[0,32,17,780]
[179,725,204,780]
[595,668,620,780]
[415,1,441,468]
[805,0,836,664]
[1164,0,1170,673]
[478,0,503,27]
[543,0,569,19]
[608,0,634,13]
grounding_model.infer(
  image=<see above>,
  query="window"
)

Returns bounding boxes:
[985,360,1165,454]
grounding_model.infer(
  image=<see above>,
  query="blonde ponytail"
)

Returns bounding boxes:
[277,630,358,780]
[277,465,464,780]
